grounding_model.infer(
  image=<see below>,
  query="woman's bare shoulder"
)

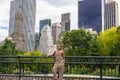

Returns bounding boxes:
[60,50,64,54]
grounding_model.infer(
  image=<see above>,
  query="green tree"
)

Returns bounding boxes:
[88,35,99,56]
[19,51,53,74]
[97,26,120,56]
[111,26,120,56]
[0,39,17,55]
[0,39,24,74]
[61,29,97,56]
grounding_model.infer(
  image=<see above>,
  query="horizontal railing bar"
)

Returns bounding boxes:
[0,56,120,59]
[0,61,119,63]
[0,61,18,64]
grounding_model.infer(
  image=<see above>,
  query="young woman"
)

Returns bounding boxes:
[48,43,65,80]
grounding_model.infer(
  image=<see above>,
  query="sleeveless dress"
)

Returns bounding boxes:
[52,53,64,80]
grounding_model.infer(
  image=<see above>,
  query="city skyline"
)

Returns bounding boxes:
[0,0,120,41]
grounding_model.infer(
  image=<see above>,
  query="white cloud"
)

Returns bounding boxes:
[0,0,10,27]
[46,0,77,7]
[0,0,11,41]
[0,29,8,41]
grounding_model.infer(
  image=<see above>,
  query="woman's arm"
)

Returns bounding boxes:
[47,51,56,57]
[61,51,65,59]
[61,51,65,64]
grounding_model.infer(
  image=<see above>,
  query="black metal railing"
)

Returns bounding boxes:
[0,56,120,80]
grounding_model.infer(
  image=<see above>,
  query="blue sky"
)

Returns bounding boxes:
[0,0,120,41]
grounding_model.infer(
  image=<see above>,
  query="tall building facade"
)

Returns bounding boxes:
[39,19,51,33]
[39,19,51,39]
[11,7,25,51]
[9,1,15,35]
[52,22,62,44]
[61,13,71,32]
[37,25,55,54]
[104,0,119,30]
[78,0,105,33]
[9,0,36,52]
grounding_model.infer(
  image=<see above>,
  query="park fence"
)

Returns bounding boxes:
[0,56,120,80]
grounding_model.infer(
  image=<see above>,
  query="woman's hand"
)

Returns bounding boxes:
[47,54,50,58]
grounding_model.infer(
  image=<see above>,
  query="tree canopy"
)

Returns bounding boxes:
[61,27,120,56]
[61,29,98,56]
[0,39,18,55]
[97,27,120,56]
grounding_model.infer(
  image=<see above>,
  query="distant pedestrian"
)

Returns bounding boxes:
[48,43,65,80]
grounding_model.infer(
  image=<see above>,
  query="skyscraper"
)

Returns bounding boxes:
[61,13,71,32]
[9,1,15,35]
[37,25,55,54]
[78,0,105,33]
[11,7,25,51]
[39,19,51,39]
[52,22,62,44]
[104,0,119,30]
[9,0,36,52]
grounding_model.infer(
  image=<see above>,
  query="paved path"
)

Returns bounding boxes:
[0,74,120,80]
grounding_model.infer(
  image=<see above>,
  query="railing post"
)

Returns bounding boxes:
[118,64,120,77]
[18,56,21,80]
[100,58,102,80]
[22,64,24,76]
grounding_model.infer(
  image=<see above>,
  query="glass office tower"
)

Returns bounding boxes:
[78,0,105,33]
[39,19,51,40]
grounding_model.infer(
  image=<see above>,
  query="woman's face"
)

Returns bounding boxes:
[57,44,62,50]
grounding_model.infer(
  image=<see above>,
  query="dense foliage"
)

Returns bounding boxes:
[61,27,120,56]
[0,39,19,55]
[0,39,53,74]
[61,29,98,56]
[97,27,120,56]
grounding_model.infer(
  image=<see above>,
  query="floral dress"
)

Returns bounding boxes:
[52,53,64,80]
